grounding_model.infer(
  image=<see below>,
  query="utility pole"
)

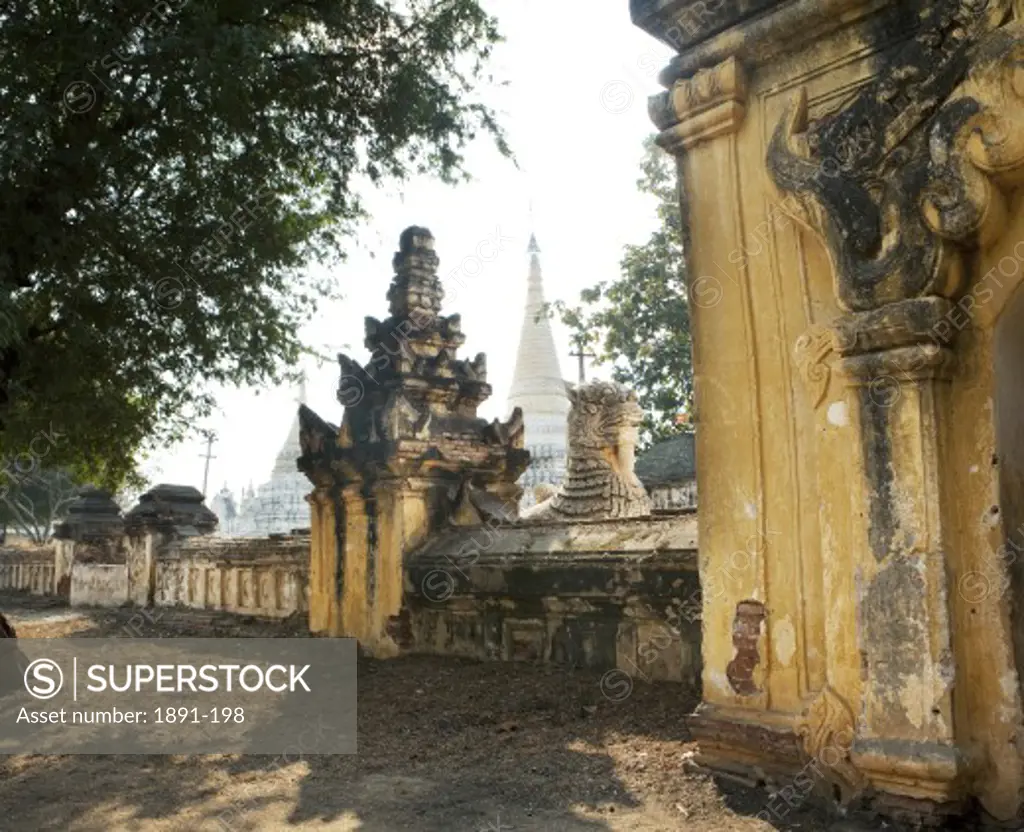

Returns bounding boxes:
[199,431,217,498]
[568,338,596,384]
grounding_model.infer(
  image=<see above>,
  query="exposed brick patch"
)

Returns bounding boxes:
[727,599,766,695]
[386,607,414,649]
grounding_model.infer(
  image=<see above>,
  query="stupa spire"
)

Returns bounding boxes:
[506,232,570,440]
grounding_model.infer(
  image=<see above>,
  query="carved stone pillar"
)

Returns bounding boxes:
[338,484,369,641]
[651,52,813,774]
[635,0,1024,821]
[832,300,961,807]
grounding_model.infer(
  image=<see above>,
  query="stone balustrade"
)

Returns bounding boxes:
[0,546,56,595]
[153,536,308,618]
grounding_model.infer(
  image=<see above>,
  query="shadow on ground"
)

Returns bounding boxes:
[0,592,845,831]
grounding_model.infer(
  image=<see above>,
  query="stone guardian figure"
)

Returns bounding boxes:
[521,380,652,521]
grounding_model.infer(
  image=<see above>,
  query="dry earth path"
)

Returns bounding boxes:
[0,593,891,831]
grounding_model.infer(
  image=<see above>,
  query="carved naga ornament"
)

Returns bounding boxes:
[767,0,1024,314]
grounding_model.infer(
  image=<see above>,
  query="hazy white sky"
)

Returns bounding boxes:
[141,1,673,497]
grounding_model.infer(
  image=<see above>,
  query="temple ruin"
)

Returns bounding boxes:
[297,226,530,651]
[295,227,701,679]
[10,3,1024,823]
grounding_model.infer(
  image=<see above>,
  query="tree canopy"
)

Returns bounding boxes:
[552,136,693,448]
[0,0,507,488]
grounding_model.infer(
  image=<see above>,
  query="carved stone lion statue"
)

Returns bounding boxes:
[521,380,652,521]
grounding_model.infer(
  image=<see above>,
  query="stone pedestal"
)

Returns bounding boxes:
[52,485,124,596]
[123,484,219,606]
[634,0,1024,821]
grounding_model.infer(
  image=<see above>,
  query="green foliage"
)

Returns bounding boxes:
[551,136,692,449]
[0,0,507,488]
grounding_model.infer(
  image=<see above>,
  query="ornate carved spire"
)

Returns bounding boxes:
[299,227,529,500]
[386,226,443,323]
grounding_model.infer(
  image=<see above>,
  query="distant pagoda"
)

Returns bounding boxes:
[505,234,570,507]
[217,377,311,536]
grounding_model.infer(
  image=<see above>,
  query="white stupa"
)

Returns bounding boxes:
[220,377,312,536]
[209,483,237,528]
[506,234,570,507]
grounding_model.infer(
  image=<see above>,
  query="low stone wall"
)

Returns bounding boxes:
[70,563,129,607]
[0,546,56,595]
[154,535,309,618]
[649,481,697,511]
[402,513,701,689]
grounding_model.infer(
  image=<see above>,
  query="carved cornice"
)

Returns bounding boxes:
[831,297,958,384]
[652,57,748,153]
[630,0,781,56]
[795,294,961,402]
[649,0,890,83]
[767,2,1024,313]
[840,343,956,390]
[795,685,867,805]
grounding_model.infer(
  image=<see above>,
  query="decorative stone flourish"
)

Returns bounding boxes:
[795,685,867,805]
[767,2,1024,316]
[793,326,839,409]
[124,484,218,537]
[522,381,652,521]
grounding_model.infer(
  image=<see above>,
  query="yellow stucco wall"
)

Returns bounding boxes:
[650,8,1024,820]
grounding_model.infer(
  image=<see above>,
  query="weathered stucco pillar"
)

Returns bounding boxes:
[338,485,370,642]
[634,0,1024,822]
[299,227,529,654]
[123,484,219,606]
[306,484,342,635]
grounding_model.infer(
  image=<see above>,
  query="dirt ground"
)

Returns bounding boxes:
[0,593,896,831]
